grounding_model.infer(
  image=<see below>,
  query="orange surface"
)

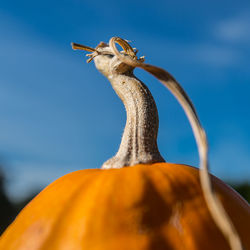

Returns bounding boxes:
[0,163,249,250]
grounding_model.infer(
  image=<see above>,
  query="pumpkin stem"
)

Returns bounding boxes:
[72,38,165,169]
[99,43,165,169]
[102,73,166,169]
[71,42,96,52]
[72,40,165,168]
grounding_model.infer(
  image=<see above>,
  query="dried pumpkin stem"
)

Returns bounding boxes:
[109,37,137,59]
[109,37,243,250]
[71,43,96,52]
[72,38,165,169]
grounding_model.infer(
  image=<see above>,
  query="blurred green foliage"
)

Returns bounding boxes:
[229,183,250,203]
[0,170,37,235]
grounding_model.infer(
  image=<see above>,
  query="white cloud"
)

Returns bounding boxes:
[189,12,250,68]
[215,12,250,43]
[192,44,241,67]
[130,34,243,69]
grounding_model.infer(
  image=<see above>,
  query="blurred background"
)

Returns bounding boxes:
[0,0,249,233]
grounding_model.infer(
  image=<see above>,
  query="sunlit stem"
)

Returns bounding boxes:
[71,42,96,52]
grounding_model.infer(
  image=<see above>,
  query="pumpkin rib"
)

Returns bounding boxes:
[149,164,207,249]
[98,165,175,250]
[211,177,250,248]
[39,171,104,250]
[80,169,128,249]
[156,164,231,249]
[142,163,249,250]
[0,170,101,250]
[136,165,179,250]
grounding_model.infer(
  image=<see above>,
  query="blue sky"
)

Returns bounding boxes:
[0,0,250,201]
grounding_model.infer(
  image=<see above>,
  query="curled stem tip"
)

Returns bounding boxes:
[109,37,137,59]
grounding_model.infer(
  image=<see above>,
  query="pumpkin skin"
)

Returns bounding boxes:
[0,163,249,250]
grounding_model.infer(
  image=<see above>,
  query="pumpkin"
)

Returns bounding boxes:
[1,163,249,250]
[0,37,249,250]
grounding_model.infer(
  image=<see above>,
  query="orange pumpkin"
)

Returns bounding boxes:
[1,37,249,250]
[1,163,249,250]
